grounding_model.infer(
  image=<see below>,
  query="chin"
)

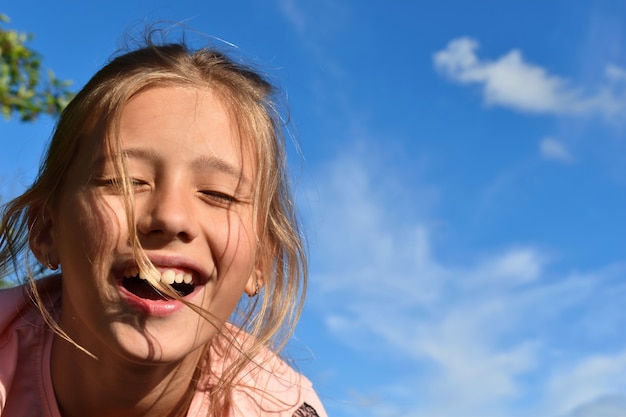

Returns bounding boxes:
[107,317,215,365]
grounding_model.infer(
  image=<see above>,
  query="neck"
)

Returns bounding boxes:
[51,334,204,417]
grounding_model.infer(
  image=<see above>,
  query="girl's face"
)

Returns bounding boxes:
[47,86,260,363]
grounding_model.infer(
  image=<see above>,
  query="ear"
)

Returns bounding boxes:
[28,203,59,270]
[244,243,271,297]
[245,268,264,297]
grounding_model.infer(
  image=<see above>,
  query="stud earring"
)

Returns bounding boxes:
[45,254,58,271]
[249,279,260,298]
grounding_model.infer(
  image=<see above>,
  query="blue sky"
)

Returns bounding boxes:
[2,1,626,416]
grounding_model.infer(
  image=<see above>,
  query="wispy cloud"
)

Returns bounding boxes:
[566,394,626,417]
[433,37,626,120]
[276,0,348,42]
[540,137,575,163]
[276,0,307,35]
[547,351,626,417]
[307,142,626,417]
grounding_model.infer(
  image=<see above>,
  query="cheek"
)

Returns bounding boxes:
[55,192,127,269]
[215,210,257,270]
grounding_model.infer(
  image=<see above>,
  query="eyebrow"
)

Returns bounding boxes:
[191,154,251,186]
[93,148,251,185]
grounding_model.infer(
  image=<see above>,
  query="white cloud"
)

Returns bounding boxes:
[307,144,626,417]
[473,248,544,285]
[540,137,575,163]
[566,394,626,417]
[433,37,626,120]
[547,352,626,417]
[605,64,626,83]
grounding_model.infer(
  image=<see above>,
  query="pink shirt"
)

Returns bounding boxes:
[0,277,327,416]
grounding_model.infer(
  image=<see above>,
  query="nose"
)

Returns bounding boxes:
[136,183,199,244]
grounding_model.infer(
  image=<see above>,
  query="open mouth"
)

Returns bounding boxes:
[121,267,197,300]
[122,277,195,299]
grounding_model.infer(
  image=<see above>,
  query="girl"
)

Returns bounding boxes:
[0,38,326,417]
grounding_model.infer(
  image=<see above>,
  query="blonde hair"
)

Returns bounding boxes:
[0,39,307,414]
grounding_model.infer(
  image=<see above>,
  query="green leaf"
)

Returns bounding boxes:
[0,13,74,122]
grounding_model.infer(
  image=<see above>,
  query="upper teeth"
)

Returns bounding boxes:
[125,267,193,285]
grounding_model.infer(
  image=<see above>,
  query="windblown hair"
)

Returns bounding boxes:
[0,39,306,415]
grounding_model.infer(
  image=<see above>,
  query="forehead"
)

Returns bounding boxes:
[120,86,256,172]
[119,86,246,162]
[68,86,260,185]
[122,86,230,129]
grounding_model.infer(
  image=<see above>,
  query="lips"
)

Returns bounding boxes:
[116,259,208,317]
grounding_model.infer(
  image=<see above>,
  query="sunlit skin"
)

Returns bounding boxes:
[38,86,261,417]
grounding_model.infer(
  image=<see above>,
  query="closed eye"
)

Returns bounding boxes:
[199,190,238,205]
[92,177,122,188]
[129,178,149,187]
[92,177,150,192]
